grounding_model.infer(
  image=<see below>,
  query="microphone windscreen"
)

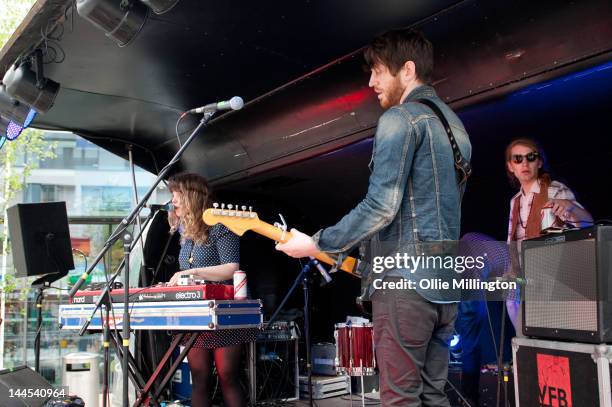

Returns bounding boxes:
[229,96,244,110]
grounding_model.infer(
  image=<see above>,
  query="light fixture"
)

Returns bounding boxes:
[76,0,148,47]
[5,120,25,141]
[0,85,37,127]
[140,0,179,14]
[3,52,60,114]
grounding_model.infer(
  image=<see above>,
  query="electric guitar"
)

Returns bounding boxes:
[202,206,361,278]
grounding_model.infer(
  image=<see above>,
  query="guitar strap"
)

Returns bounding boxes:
[417,98,472,186]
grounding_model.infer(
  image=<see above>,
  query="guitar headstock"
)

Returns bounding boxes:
[202,203,261,236]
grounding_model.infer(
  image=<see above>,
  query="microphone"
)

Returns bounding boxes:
[309,257,332,284]
[148,203,174,212]
[188,96,244,115]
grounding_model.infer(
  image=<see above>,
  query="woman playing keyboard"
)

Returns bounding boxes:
[166,173,247,407]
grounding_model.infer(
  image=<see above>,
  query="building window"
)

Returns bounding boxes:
[24,184,75,210]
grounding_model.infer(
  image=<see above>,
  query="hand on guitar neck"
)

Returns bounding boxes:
[274,228,318,258]
[202,206,361,278]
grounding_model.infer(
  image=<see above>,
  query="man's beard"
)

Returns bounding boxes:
[380,80,405,109]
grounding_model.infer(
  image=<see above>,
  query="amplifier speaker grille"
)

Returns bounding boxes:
[522,226,612,342]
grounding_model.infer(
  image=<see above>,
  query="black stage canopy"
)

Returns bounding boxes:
[1,0,610,185]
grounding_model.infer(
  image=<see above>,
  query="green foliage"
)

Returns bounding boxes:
[0,274,17,295]
[0,1,36,47]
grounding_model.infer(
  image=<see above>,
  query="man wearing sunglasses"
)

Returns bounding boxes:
[505,138,593,333]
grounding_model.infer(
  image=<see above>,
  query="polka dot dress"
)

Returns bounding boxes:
[178,224,240,272]
[177,224,257,349]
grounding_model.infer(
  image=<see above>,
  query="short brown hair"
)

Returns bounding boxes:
[364,28,434,83]
[505,138,551,188]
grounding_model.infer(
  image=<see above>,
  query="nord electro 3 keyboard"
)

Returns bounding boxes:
[70,284,234,304]
[59,299,263,331]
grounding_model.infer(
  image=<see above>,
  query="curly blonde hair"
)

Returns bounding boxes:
[167,173,210,244]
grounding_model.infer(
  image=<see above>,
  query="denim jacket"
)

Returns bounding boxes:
[313,85,472,302]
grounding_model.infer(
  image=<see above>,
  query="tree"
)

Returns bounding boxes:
[0,1,35,47]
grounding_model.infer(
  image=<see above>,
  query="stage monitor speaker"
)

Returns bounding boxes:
[522,225,612,343]
[7,202,74,283]
[0,365,54,406]
[248,322,299,403]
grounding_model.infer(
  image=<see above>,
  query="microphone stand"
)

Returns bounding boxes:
[267,258,328,407]
[33,284,46,373]
[70,111,216,407]
[302,261,314,407]
[78,210,156,406]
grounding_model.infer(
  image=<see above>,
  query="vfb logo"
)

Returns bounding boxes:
[537,354,572,407]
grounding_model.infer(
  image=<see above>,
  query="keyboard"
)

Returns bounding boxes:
[70,284,234,304]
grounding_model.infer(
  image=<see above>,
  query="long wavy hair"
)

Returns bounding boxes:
[167,173,210,244]
[505,138,551,189]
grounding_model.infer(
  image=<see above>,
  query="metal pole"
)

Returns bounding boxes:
[127,145,146,271]
[34,286,44,372]
[122,231,132,407]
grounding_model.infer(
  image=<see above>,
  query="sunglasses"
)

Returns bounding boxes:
[511,152,539,164]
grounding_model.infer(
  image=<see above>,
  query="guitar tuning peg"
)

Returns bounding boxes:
[241,205,247,211]
[213,203,219,208]
[228,204,233,210]
[221,203,225,210]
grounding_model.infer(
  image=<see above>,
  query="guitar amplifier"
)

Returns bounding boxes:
[522,225,612,343]
[248,322,299,403]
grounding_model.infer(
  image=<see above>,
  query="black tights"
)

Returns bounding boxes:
[187,344,245,407]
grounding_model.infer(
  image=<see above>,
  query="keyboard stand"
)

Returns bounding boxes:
[134,332,199,406]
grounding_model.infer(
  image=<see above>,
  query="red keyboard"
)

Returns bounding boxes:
[71,284,234,304]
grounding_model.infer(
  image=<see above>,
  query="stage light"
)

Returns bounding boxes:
[140,0,179,14]
[450,334,461,348]
[0,85,37,126]
[5,120,25,141]
[449,334,462,362]
[76,0,148,47]
[3,62,59,114]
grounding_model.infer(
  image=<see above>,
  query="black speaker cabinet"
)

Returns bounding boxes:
[248,331,299,403]
[522,225,612,343]
[0,365,54,406]
[7,202,74,282]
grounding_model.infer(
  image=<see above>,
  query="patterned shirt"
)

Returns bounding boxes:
[507,179,580,243]
[176,223,255,349]
[179,223,240,271]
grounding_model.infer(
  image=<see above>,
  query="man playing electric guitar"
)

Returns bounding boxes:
[276,28,472,407]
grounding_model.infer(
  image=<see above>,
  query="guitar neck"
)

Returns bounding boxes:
[251,222,359,277]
